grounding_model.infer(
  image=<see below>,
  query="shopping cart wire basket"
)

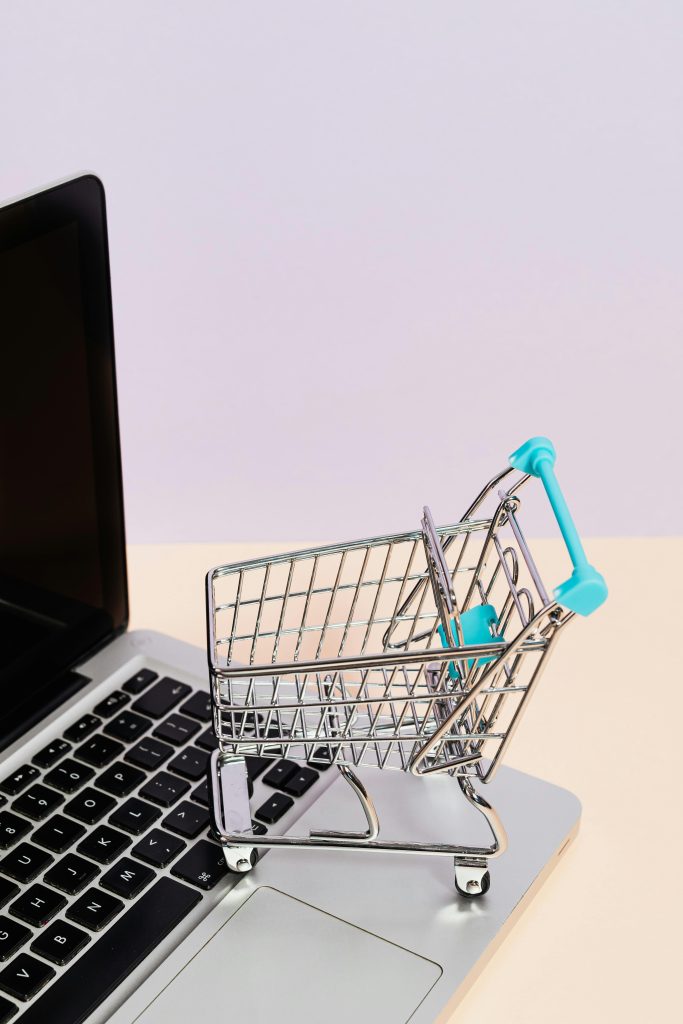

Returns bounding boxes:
[206,436,607,896]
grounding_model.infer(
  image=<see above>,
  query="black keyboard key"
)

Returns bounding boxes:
[44,759,95,794]
[77,825,130,865]
[282,766,319,797]
[31,815,85,854]
[109,798,160,835]
[10,884,66,927]
[75,735,124,768]
[44,854,99,895]
[251,820,268,836]
[64,715,101,743]
[23,877,201,1024]
[64,788,115,826]
[0,915,31,961]
[308,745,334,769]
[152,714,199,747]
[0,880,19,911]
[12,785,63,822]
[92,690,130,718]
[131,829,186,868]
[0,766,40,796]
[180,691,212,722]
[0,995,17,1022]
[33,739,71,770]
[139,772,189,808]
[255,792,294,824]
[122,668,158,694]
[66,888,123,932]
[171,839,228,890]
[125,737,173,771]
[100,857,155,899]
[31,920,90,966]
[262,759,299,789]
[0,812,31,850]
[162,801,209,839]
[167,746,208,781]
[0,952,55,1001]
[191,780,209,807]
[0,843,53,883]
[132,677,191,719]
[96,761,145,798]
[196,728,219,752]
[104,710,152,744]
[245,756,270,781]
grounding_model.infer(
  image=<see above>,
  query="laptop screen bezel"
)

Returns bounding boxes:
[0,174,128,747]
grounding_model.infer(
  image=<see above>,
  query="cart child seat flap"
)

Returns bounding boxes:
[437,604,503,680]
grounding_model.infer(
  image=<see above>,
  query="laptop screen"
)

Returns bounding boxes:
[0,176,128,748]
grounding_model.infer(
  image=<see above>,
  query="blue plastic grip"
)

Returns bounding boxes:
[508,437,608,616]
[438,604,503,680]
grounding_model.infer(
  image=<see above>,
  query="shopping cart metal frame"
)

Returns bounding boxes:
[206,437,606,896]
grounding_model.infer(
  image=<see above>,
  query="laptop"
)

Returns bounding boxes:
[0,174,580,1024]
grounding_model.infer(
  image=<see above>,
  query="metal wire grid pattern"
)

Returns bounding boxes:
[207,482,568,779]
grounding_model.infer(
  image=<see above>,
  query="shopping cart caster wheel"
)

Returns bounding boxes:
[224,845,257,873]
[454,868,490,898]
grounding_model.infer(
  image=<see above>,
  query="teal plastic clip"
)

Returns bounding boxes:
[437,604,504,680]
[508,437,608,616]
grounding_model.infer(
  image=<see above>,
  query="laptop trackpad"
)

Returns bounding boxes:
[136,886,442,1023]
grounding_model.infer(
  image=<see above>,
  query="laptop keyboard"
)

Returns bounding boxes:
[0,668,325,1023]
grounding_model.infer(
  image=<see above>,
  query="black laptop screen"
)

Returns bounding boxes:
[0,176,128,747]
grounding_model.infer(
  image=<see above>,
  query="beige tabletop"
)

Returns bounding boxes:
[127,536,682,1024]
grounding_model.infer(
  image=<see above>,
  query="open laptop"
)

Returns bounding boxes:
[0,175,581,1024]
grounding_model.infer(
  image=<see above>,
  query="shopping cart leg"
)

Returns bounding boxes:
[309,764,380,842]
[209,750,257,873]
[452,776,507,897]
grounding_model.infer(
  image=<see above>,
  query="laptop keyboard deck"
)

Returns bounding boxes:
[0,668,327,1023]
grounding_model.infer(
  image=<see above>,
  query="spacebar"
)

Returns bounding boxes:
[19,876,202,1024]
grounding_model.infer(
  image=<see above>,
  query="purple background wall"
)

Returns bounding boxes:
[1,2,680,541]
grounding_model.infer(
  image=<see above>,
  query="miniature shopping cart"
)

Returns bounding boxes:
[206,437,607,897]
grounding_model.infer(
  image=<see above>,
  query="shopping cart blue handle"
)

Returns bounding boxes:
[509,437,608,616]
